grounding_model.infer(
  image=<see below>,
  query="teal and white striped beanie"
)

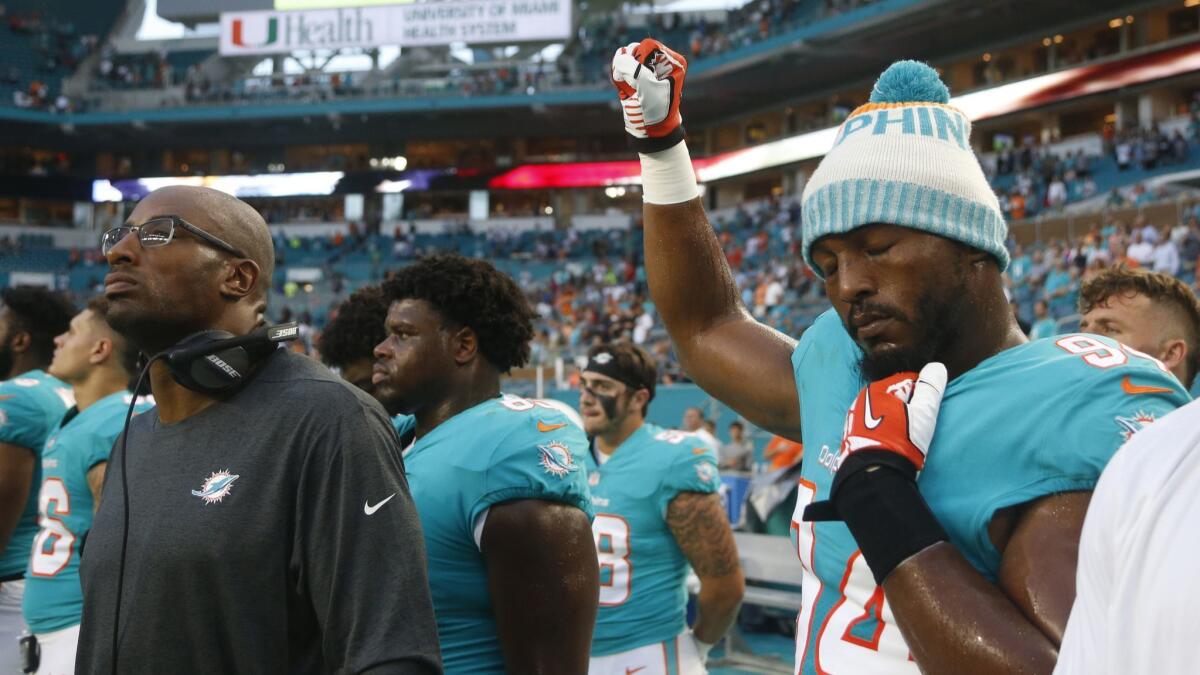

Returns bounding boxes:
[801,60,1009,276]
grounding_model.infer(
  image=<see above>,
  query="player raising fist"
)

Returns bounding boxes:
[614,43,1190,674]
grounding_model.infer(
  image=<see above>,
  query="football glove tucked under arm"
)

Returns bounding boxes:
[611,38,688,153]
[804,363,950,584]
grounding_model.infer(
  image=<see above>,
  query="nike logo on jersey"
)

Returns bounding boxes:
[863,390,883,429]
[364,494,396,515]
[537,420,568,432]
[1121,375,1175,395]
[625,667,646,675]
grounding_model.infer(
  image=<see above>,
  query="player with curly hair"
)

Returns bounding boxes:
[0,286,76,671]
[374,254,599,674]
[319,285,392,401]
[320,285,421,435]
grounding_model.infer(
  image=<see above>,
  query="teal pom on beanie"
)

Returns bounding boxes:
[869,60,950,105]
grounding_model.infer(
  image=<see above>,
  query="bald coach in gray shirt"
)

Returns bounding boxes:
[76,186,440,674]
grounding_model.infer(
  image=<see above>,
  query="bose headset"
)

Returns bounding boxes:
[110,322,299,673]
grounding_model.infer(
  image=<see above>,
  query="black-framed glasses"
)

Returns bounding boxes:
[100,216,248,258]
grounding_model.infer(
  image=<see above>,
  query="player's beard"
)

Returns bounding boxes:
[858,272,966,382]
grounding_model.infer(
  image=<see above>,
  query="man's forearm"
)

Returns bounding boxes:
[643,196,745,343]
[884,543,1058,675]
[691,574,744,644]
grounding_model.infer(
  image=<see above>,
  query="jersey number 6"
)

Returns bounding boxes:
[31,478,75,577]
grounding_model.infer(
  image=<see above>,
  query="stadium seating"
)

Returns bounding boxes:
[0,0,122,110]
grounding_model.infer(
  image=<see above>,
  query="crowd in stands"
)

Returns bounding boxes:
[258,196,812,383]
[95,45,173,90]
[252,186,1200,387]
[985,114,1200,221]
[82,0,886,109]
[2,4,98,112]
[37,181,1200,387]
[1010,214,1200,340]
[573,0,879,79]
[512,211,813,385]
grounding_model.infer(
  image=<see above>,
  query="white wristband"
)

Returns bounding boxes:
[639,141,699,205]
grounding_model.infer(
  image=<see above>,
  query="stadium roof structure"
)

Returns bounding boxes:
[0,0,1176,152]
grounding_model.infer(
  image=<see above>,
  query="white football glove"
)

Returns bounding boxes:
[611,38,688,152]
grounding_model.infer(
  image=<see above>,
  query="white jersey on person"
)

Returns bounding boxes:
[1055,398,1200,675]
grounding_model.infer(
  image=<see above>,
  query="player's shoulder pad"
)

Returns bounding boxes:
[796,308,844,351]
[644,424,722,494]
[488,394,585,434]
[643,423,716,454]
[643,424,720,468]
[87,393,152,436]
[1028,334,1190,399]
[0,377,43,409]
[0,372,55,396]
[0,373,65,418]
[792,308,861,381]
[482,395,589,462]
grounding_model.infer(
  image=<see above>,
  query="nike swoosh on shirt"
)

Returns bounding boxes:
[625,667,646,675]
[537,420,568,432]
[863,390,883,429]
[364,494,396,515]
[1121,375,1175,395]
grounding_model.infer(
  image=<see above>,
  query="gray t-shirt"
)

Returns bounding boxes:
[77,350,441,674]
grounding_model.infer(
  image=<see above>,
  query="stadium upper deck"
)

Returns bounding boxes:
[0,0,1187,146]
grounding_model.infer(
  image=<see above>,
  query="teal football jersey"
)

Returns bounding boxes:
[23,391,152,633]
[392,414,413,437]
[405,394,592,674]
[585,423,721,656]
[0,371,72,579]
[790,309,1190,674]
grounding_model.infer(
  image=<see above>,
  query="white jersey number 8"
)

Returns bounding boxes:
[593,514,632,606]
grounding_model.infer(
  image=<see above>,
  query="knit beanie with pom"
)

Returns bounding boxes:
[801,60,1009,276]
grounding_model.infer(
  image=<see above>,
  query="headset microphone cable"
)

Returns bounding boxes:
[110,353,161,675]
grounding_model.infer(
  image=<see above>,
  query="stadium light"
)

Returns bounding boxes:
[92,171,345,202]
[376,179,413,193]
[372,155,407,170]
